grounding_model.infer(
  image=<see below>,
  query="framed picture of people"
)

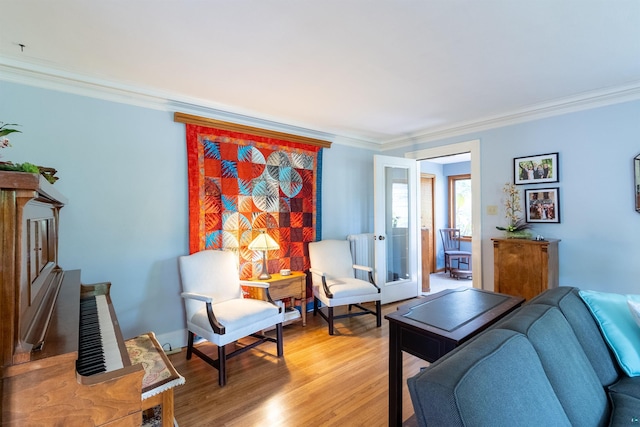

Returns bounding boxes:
[514,152,559,184]
[525,187,560,223]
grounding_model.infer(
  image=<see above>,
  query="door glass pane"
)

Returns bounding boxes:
[386,166,409,283]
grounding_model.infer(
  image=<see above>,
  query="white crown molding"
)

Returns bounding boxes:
[0,58,382,149]
[383,81,640,151]
[2,57,638,153]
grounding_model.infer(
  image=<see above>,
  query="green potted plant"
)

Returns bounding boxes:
[496,182,532,238]
[0,122,58,183]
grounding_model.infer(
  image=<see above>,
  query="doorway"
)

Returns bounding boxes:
[407,140,481,292]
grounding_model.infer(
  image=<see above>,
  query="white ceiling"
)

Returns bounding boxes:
[1,1,639,147]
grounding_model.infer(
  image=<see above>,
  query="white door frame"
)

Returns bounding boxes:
[405,140,482,290]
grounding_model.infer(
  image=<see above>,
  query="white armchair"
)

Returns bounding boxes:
[308,240,381,335]
[178,250,284,386]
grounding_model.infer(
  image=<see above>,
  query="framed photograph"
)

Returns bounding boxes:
[525,188,560,223]
[514,152,559,184]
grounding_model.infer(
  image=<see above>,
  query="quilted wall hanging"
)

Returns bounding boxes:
[184,120,326,283]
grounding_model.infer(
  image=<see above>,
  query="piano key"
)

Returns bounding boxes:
[76,294,124,375]
[94,295,124,372]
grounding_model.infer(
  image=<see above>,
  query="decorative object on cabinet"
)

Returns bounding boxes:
[634,153,640,212]
[514,152,558,185]
[248,230,280,280]
[492,237,560,301]
[0,162,59,183]
[496,182,532,238]
[525,187,560,223]
[0,123,59,183]
[0,121,21,150]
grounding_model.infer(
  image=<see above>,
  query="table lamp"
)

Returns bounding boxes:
[248,231,280,279]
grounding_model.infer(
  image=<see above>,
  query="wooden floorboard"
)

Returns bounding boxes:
[167,299,426,427]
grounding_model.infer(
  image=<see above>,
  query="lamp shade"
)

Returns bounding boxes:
[248,232,280,251]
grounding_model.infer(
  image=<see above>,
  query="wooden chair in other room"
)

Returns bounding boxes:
[439,228,471,277]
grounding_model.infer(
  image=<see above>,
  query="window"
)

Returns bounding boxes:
[392,181,408,228]
[449,174,472,238]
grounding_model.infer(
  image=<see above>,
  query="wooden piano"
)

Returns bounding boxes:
[0,171,145,426]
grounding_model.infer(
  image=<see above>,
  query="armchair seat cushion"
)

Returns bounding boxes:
[321,277,380,299]
[190,298,280,332]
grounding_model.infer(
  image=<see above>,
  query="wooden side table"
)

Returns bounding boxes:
[252,272,307,326]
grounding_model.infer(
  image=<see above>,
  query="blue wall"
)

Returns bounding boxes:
[2,81,189,346]
[320,143,377,239]
[3,79,639,349]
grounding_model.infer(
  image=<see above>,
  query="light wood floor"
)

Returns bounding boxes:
[167,299,426,427]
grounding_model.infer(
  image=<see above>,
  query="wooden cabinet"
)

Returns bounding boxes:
[492,238,560,301]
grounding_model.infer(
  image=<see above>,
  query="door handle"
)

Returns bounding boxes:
[376,235,386,241]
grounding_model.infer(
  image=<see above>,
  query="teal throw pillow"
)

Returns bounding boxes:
[629,299,640,328]
[579,290,640,377]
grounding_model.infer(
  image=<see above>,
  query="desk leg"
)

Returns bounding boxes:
[388,322,402,427]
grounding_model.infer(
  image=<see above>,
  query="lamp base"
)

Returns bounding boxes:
[257,251,271,280]
[257,272,272,280]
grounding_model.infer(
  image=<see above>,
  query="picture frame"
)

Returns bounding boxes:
[525,187,560,223]
[514,152,559,184]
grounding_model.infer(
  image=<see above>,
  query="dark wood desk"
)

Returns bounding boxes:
[385,287,524,427]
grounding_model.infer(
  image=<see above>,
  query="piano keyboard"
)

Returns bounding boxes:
[77,295,124,376]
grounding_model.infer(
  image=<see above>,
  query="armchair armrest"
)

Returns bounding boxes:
[180,292,225,334]
[309,267,325,277]
[352,265,379,291]
[239,280,279,309]
[309,267,334,299]
[181,292,212,303]
[240,280,269,288]
[353,264,372,272]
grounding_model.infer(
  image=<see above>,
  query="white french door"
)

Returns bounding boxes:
[373,155,420,304]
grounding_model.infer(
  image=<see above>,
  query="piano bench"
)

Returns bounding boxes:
[125,332,185,427]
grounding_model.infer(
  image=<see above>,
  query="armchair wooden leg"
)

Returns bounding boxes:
[276,323,284,357]
[218,345,227,387]
[314,297,319,316]
[186,331,194,360]
[376,300,382,327]
[328,306,334,335]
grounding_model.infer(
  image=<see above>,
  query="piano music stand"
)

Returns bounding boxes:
[125,332,185,427]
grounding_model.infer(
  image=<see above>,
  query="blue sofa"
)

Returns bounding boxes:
[407,286,640,426]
